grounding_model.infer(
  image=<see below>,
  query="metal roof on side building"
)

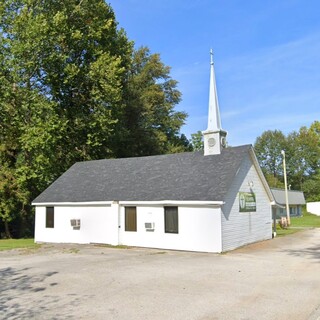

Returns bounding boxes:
[271,188,306,206]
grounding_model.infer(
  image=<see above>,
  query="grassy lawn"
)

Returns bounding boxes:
[276,227,301,237]
[276,211,320,237]
[291,211,320,228]
[0,238,40,251]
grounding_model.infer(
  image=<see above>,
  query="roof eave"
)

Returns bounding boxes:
[249,146,274,202]
[32,200,225,207]
[32,201,114,206]
[119,200,225,207]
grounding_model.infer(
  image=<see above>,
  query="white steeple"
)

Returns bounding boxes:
[203,50,227,156]
[207,49,222,131]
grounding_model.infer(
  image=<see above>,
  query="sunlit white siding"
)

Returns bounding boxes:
[221,154,272,252]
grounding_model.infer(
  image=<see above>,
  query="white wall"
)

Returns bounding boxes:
[34,202,222,252]
[307,202,320,216]
[34,203,119,245]
[119,205,222,253]
[221,155,272,252]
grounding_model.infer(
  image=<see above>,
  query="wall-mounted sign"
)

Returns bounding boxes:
[239,192,256,212]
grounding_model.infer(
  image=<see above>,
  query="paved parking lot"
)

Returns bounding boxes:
[1,229,320,320]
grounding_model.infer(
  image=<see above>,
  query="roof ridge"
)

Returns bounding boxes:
[75,144,253,164]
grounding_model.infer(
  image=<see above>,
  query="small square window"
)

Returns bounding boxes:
[46,207,54,228]
[164,207,178,234]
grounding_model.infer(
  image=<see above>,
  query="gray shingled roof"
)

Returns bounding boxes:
[271,188,306,205]
[32,145,252,203]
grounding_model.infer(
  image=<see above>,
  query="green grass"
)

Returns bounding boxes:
[276,211,320,237]
[276,226,301,237]
[290,211,320,228]
[0,238,40,251]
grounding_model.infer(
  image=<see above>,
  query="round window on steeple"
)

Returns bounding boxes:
[208,138,216,147]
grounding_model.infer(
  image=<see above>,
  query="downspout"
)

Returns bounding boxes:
[271,201,277,237]
[117,201,121,245]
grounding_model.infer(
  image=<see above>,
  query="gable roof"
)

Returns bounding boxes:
[33,145,257,204]
[271,188,306,206]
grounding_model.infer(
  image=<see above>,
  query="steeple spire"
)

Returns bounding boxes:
[203,49,227,156]
[207,49,222,131]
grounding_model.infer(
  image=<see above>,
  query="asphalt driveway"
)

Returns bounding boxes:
[1,229,320,320]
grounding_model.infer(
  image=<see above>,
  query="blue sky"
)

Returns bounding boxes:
[108,0,320,146]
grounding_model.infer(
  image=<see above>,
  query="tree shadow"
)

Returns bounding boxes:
[0,267,78,319]
[284,244,320,262]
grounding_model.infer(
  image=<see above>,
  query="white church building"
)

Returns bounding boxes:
[32,52,274,253]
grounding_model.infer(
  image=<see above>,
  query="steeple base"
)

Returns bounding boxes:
[203,129,227,156]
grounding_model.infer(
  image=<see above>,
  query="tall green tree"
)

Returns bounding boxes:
[1,0,132,236]
[0,0,189,236]
[254,122,320,199]
[114,47,189,157]
[286,124,320,189]
[0,61,65,237]
[254,130,287,188]
[2,0,132,163]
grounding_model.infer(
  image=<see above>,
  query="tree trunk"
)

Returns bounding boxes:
[4,221,12,239]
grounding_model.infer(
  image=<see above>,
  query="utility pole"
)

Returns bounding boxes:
[281,150,290,226]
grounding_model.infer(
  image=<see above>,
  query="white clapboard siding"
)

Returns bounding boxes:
[221,154,272,252]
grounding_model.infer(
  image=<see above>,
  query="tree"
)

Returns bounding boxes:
[0,53,65,237]
[302,170,320,202]
[191,131,204,151]
[254,130,287,187]
[113,47,189,157]
[0,0,189,236]
[1,0,131,236]
[2,0,132,163]
[254,122,320,201]
[286,125,320,190]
